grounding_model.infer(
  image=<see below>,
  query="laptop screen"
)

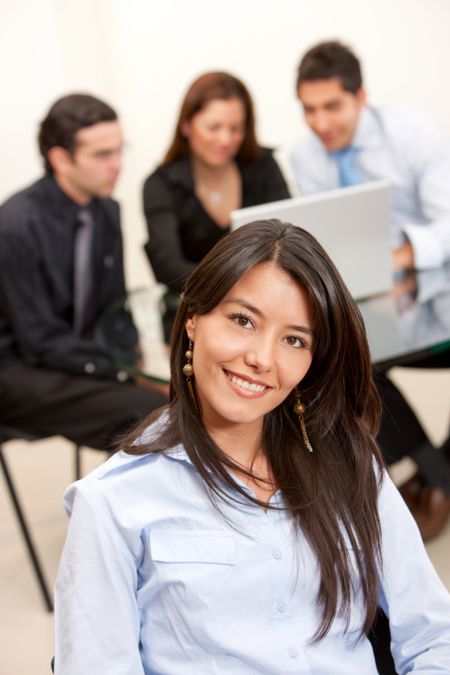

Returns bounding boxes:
[230,181,392,300]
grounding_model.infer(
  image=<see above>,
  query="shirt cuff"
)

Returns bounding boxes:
[415,266,449,303]
[403,224,445,269]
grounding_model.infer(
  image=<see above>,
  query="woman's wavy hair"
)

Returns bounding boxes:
[162,71,260,165]
[125,220,383,641]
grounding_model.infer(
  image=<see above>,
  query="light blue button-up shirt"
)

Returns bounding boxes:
[291,106,450,269]
[55,425,450,674]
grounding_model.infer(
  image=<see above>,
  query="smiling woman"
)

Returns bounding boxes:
[185,263,314,447]
[54,220,450,674]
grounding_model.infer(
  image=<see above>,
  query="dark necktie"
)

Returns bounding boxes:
[331,146,360,187]
[73,208,95,336]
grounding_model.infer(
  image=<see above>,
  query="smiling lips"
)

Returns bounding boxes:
[224,369,270,397]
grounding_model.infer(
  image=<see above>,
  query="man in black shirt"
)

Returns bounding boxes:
[0,94,166,450]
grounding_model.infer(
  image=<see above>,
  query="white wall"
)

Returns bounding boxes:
[2,0,450,288]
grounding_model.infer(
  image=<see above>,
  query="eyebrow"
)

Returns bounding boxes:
[304,98,341,109]
[223,299,314,335]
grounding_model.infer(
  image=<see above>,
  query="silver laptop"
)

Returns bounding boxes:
[231,181,392,300]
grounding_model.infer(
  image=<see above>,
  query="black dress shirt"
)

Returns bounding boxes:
[143,148,290,292]
[0,176,128,377]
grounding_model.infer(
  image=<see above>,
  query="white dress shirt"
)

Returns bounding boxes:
[291,106,450,269]
[55,421,450,674]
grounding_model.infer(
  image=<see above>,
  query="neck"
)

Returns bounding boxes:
[54,174,91,206]
[191,156,234,182]
[206,420,264,470]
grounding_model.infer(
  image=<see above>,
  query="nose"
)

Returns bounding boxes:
[109,151,123,175]
[311,111,330,134]
[244,333,274,373]
[217,128,233,147]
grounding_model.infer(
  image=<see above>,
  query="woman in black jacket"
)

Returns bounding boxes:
[143,71,290,340]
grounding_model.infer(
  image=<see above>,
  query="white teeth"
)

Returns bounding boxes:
[229,374,266,392]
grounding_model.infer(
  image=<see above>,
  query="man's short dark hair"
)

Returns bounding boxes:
[38,94,118,174]
[296,41,363,94]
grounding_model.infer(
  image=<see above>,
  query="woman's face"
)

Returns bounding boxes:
[185,262,314,437]
[183,97,246,168]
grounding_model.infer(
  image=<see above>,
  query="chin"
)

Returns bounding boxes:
[322,140,339,151]
[218,402,274,426]
[205,155,234,168]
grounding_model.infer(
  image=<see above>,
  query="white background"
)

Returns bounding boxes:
[1,0,450,287]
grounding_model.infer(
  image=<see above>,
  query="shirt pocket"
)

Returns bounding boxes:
[148,529,238,620]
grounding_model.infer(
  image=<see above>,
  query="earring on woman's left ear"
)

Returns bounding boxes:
[183,340,196,406]
[294,391,313,453]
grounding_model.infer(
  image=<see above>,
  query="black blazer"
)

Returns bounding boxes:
[143,148,290,293]
[0,176,128,377]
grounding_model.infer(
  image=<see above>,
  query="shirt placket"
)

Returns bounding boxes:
[251,493,313,673]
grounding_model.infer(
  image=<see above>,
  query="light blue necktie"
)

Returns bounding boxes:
[331,147,360,187]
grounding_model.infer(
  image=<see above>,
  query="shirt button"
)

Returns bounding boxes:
[288,647,298,659]
[84,362,96,374]
[277,602,286,613]
[116,370,129,383]
[272,549,282,559]
[225,554,234,563]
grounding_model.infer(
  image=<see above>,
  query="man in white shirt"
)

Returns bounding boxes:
[291,40,450,541]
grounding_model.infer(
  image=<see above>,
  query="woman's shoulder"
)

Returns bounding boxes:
[237,147,281,175]
[144,157,192,190]
[259,146,276,158]
[244,146,275,164]
[63,414,185,515]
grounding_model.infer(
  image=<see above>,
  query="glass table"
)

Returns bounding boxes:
[96,265,450,382]
[358,264,450,369]
[95,285,171,385]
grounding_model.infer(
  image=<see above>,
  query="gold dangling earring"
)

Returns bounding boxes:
[182,340,196,407]
[294,392,313,453]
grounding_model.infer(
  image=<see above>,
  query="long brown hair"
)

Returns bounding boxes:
[125,220,383,641]
[163,71,261,165]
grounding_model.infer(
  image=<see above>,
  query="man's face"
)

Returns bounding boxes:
[55,120,123,203]
[297,78,366,151]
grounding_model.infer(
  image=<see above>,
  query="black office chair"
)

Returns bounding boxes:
[0,424,82,612]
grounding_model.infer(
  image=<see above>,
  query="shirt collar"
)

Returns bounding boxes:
[135,410,194,466]
[164,444,193,464]
[351,105,383,151]
[42,174,99,223]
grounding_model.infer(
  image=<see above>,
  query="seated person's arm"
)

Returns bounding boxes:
[0,221,118,377]
[258,149,291,202]
[143,172,195,294]
[401,120,450,270]
[392,241,414,271]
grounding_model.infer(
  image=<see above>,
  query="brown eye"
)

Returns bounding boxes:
[231,313,253,329]
[285,335,306,348]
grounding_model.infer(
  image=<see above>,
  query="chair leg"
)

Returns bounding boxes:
[0,444,54,612]
[74,444,82,480]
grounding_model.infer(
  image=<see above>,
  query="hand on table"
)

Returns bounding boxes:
[392,242,414,272]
